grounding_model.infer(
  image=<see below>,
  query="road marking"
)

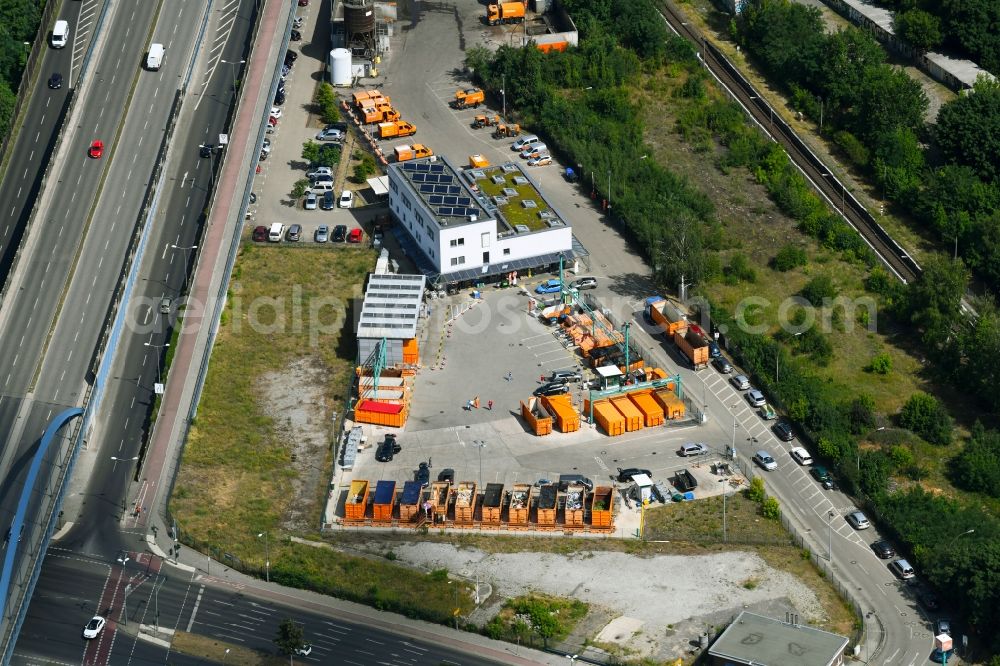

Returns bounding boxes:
[185,585,205,632]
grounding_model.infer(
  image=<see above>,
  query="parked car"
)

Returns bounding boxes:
[810,465,834,488]
[569,277,598,290]
[346,227,363,243]
[730,374,750,390]
[437,468,455,483]
[549,369,582,382]
[199,143,214,158]
[759,403,776,420]
[294,644,312,656]
[314,225,329,243]
[83,616,106,639]
[527,154,552,167]
[286,224,301,241]
[290,29,301,41]
[917,590,941,612]
[307,167,333,180]
[615,467,652,482]
[889,558,916,580]
[870,540,896,559]
[270,106,283,119]
[304,191,317,210]
[790,446,813,465]
[533,382,569,397]
[772,420,795,441]
[708,341,721,358]
[558,474,594,491]
[321,190,335,210]
[339,190,354,209]
[252,225,268,242]
[712,356,732,373]
[332,225,347,243]
[534,279,562,294]
[274,90,286,105]
[316,127,344,142]
[375,434,401,462]
[753,450,778,471]
[746,388,766,408]
[285,49,298,64]
[159,297,171,314]
[678,442,709,457]
[415,462,430,486]
[935,618,951,636]
[845,511,870,530]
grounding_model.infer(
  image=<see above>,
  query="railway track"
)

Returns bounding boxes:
[657,0,921,284]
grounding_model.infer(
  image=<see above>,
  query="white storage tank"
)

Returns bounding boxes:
[330,49,352,86]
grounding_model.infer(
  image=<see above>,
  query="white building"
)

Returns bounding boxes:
[387,156,575,285]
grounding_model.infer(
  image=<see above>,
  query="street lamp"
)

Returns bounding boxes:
[827,509,835,561]
[222,648,231,664]
[111,456,139,517]
[220,59,246,95]
[719,478,728,542]
[257,531,270,582]
[730,402,740,459]
[474,440,486,490]
[950,528,974,548]
[144,341,170,385]
[170,244,198,287]
[566,655,579,665]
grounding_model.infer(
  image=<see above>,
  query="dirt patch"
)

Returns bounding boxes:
[258,357,332,531]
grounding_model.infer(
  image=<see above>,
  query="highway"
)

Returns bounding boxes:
[16,550,507,665]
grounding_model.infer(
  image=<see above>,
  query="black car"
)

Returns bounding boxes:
[810,465,834,489]
[332,224,347,243]
[415,462,430,486]
[199,143,214,158]
[290,29,302,41]
[616,467,652,482]
[321,190,335,210]
[871,539,896,559]
[772,420,795,442]
[285,49,298,64]
[437,468,455,483]
[48,72,63,89]
[375,434,401,462]
[533,382,569,397]
[274,90,286,105]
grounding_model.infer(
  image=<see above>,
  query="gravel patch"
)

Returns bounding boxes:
[389,541,825,659]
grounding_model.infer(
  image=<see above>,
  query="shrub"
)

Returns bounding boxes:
[952,425,1000,498]
[746,476,765,503]
[761,497,781,520]
[868,352,892,375]
[801,275,837,307]
[724,253,757,284]
[291,178,310,198]
[772,244,808,271]
[899,392,952,445]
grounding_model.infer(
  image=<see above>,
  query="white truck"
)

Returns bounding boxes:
[51,20,69,48]
[146,43,165,71]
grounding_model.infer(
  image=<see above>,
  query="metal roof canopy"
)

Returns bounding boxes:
[357,273,426,340]
[709,611,849,666]
[367,175,389,196]
[596,366,624,378]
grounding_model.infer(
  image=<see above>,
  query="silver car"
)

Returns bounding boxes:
[753,450,777,471]
[304,192,317,210]
[314,224,329,243]
[730,374,750,390]
[746,388,766,407]
[845,511,870,530]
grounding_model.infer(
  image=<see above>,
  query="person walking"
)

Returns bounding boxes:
[487,400,493,410]
[473,396,480,409]
[505,371,512,382]
[466,399,474,411]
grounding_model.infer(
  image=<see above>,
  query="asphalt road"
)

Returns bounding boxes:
[16,549,507,665]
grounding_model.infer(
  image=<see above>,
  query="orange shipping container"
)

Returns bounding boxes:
[482,483,504,524]
[508,484,531,524]
[521,397,553,436]
[542,394,580,432]
[611,396,643,432]
[454,482,478,524]
[373,480,396,522]
[344,480,369,521]
[536,484,557,526]
[399,481,423,522]
[402,338,419,365]
[563,484,587,526]
[430,481,451,523]
[628,391,664,427]
[591,486,614,528]
[592,400,625,436]
[653,389,686,420]
[354,400,409,427]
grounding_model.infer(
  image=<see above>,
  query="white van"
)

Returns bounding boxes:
[146,43,165,71]
[268,223,284,242]
[309,181,334,193]
[52,20,69,49]
[511,135,539,151]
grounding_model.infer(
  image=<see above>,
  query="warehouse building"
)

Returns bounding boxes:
[707,611,849,666]
[387,156,578,287]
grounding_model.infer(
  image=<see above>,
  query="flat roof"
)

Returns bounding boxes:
[357,273,426,340]
[465,162,569,234]
[392,157,489,228]
[709,611,849,666]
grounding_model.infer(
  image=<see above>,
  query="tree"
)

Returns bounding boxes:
[935,78,1000,184]
[899,392,953,445]
[801,275,837,307]
[274,618,305,655]
[312,82,340,124]
[902,256,968,350]
[894,9,943,52]
[848,393,878,433]
[952,424,1000,497]
[761,496,781,519]
[847,65,928,144]
[772,245,808,271]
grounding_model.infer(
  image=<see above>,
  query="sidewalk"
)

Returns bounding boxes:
[122,0,562,663]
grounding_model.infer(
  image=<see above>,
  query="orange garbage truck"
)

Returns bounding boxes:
[451,88,485,109]
[487,1,526,25]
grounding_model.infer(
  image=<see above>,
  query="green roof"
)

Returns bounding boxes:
[472,166,559,232]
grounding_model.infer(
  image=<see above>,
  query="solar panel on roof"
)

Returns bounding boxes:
[415,163,430,172]
[466,207,479,216]
[439,175,454,184]
[419,184,434,193]
[429,195,443,204]
[434,185,449,194]
[448,186,461,194]
[430,164,445,173]
[403,163,416,171]
[439,207,452,216]
[457,197,471,206]
[413,173,426,182]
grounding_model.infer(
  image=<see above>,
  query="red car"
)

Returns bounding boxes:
[88,140,104,159]
[298,0,309,5]
[347,228,363,243]
[268,115,279,127]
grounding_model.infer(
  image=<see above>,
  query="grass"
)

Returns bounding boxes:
[486,593,589,647]
[473,166,554,231]
[643,491,790,545]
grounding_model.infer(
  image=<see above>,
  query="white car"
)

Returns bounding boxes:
[790,447,813,465]
[261,138,271,155]
[295,643,313,656]
[304,191,318,210]
[746,388,766,408]
[270,106,282,119]
[753,450,778,471]
[339,190,354,209]
[307,166,333,180]
[83,615,106,639]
